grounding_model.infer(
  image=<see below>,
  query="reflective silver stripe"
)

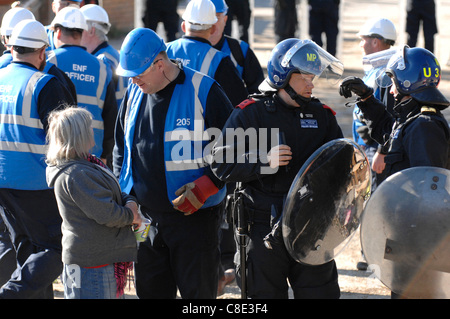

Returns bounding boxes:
[115,78,127,101]
[77,94,101,105]
[91,119,104,130]
[96,59,107,110]
[165,158,209,171]
[192,72,204,142]
[98,52,119,68]
[200,48,217,75]
[0,140,46,154]
[21,71,45,129]
[229,52,238,68]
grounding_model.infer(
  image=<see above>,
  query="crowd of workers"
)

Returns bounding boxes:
[0,0,448,300]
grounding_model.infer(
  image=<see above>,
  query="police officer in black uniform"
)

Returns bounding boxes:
[274,0,298,43]
[142,0,180,42]
[223,0,251,43]
[211,39,344,298]
[406,0,437,53]
[308,0,340,56]
[340,45,450,299]
[340,45,449,181]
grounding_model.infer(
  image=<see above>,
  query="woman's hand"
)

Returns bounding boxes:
[126,201,142,228]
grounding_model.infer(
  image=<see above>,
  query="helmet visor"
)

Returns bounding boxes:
[282,40,344,84]
[362,47,397,88]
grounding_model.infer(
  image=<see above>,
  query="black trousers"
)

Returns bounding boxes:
[406,0,437,52]
[308,0,340,56]
[0,188,62,299]
[224,0,251,43]
[135,204,221,299]
[236,210,341,299]
[142,0,180,42]
[274,0,298,43]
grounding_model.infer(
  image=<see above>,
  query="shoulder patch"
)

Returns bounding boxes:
[323,104,336,116]
[236,98,256,109]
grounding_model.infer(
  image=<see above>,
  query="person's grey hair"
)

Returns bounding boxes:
[86,21,109,41]
[46,107,94,166]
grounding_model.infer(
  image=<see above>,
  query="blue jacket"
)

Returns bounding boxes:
[0,62,74,190]
[47,45,117,158]
[118,66,226,207]
[113,65,233,212]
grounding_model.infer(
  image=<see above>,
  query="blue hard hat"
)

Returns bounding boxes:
[116,28,166,77]
[386,45,449,107]
[210,0,228,14]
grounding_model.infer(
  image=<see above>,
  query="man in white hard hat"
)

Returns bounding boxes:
[0,7,36,286]
[46,0,83,50]
[80,4,128,109]
[0,19,75,298]
[166,0,248,106]
[47,6,118,166]
[0,7,35,67]
[353,17,397,271]
[209,0,264,95]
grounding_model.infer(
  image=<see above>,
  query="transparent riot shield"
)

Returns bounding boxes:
[282,138,371,265]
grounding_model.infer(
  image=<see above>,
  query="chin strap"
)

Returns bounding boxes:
[284,84,311,107]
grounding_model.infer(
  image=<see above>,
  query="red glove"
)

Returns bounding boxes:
[172,175,219,215]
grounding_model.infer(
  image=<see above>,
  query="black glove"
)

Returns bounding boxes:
[339,76,374,99]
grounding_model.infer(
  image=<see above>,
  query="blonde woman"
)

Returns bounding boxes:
[46,107,142,299]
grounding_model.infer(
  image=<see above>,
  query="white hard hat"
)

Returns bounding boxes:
[8,19,48,49]
[357,17,397,43]
[1,7,35,37]
[51,6,88,31]
[182,0,217,30]
[80,4,111,32]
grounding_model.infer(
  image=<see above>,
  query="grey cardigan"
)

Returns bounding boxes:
[46,159,137,267]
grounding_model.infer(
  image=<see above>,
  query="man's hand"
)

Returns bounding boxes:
[267,144,292,169]
[339,76,374,100]
[172,175,219,215]
[372,152,386,174]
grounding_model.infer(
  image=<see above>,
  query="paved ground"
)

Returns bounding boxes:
[96,0,450,300]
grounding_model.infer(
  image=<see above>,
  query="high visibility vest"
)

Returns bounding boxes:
[119,67,225,208]
[219,38,249,78]
[166,38,225,79]
[0,63,54,190]
[94,43,128,108]
[47,46,112,157]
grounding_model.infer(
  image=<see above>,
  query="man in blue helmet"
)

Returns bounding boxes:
[114,27,233,298]
[166,0,248,107]
[340,46,450,299]
[340,46,449,180]
[210,39,344,298]
[0,19,75,299]
[47,6,117,165]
